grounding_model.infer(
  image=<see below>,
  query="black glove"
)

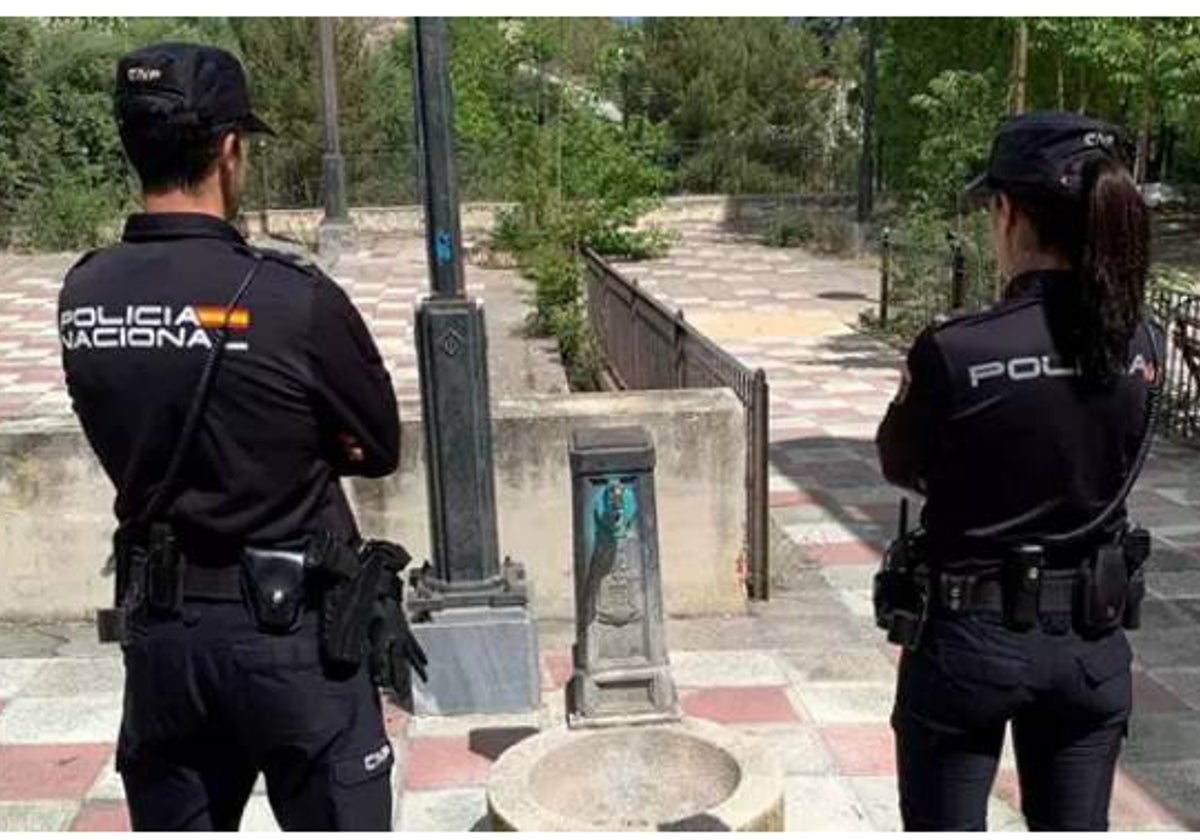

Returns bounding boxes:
[362,542,428,711]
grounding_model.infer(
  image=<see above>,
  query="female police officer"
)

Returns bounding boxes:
[876,112,1160,831]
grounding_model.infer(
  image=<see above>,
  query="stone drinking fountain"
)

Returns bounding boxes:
[486,426,785,831]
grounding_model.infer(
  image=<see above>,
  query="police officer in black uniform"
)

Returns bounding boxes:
[58,43,420,830]
[876,112,1161,830]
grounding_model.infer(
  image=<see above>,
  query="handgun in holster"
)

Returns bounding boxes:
[1122,526,1151,630]
[874,499,930,650]
[1071,525,1151,637]
[306,533,383,667]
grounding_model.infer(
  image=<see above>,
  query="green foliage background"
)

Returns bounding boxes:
[5,17,1200,252]
[3,16,1200,366]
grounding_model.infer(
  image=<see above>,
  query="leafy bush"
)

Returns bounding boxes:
[547,299,600,391]
[1150,266,1200,294]
[587,226,676,260]
[759,207,858,256]
[18,178,130,251]
[808,214,858,256]
[860,208,997,346]
[762,211,815,248]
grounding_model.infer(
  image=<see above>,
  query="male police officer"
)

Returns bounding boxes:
[59,43,406,830]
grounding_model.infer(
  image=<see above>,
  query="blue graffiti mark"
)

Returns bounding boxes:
[435,231,454,265]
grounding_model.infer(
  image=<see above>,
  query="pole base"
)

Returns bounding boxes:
[411,607,540,716]
[317,219,355,261]
[408,556,528,613]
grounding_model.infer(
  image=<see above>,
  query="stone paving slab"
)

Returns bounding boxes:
[0,237,565,425]
[669,649,788,687]
[1,224,1199,830]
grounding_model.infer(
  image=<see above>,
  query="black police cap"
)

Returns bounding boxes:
[965,111,1134,203]
[114,42,274,136]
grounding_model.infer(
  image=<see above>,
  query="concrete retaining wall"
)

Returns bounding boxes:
[0,389,746,622]
[240,194,858,242]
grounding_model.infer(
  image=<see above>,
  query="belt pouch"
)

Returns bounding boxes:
[1003,545,1042,631]
[1077,544,1128,635]
[241,547,307,633]
[145,523,184,618]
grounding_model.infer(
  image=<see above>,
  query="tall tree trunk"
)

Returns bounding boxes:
[1057,53,1065,110]
[1078,66,1089,113]
[856,18,878,224]
[1135,21,1154,184]
[1161,124,1173,183]
[876,133,885,194]
[1010,20,1029,115]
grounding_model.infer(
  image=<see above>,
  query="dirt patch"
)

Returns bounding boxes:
[686,309,855,341]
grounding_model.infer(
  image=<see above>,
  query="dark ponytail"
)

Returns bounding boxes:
[1007,156,1150,389]
[1075,157,1151,388]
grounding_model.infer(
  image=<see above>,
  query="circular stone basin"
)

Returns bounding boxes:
[487,718,784,831]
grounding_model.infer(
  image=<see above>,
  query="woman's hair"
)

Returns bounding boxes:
[1003,156,1150,389]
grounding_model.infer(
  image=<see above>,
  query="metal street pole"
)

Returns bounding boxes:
[317,18,351,255]
[412,17,465,298]
[408,16,536,716]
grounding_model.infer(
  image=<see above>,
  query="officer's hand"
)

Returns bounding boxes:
[338,431,365,463]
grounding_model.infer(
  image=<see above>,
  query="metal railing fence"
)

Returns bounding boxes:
[581,247,770,600]
[1150,287,1200,440]
[875,232,1200,442]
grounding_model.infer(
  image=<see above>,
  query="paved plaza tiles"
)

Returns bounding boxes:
[1,224,1200,829]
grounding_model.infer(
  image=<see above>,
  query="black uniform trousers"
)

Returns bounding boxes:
[116,596,393,831]
[893,611,1132,831]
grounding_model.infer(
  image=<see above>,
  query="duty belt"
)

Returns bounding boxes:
[182,563,243,601]
[931,566,1078,616]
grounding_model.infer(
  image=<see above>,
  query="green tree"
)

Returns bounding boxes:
[640,18,852,194]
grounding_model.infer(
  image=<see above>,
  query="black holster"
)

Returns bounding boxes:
[873,532,929,650]
[314,537,384,667]
[97,523,178,644]
[1075,527,1151,637]
[1075,544,1128,636]
[1122,527,1151,629]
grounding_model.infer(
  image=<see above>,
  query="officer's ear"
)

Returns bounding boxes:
[218,131,243,166]
[996,193,1015,233]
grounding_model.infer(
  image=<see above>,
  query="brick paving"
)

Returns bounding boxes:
[0,237,564,426]
[2,224,1200,829]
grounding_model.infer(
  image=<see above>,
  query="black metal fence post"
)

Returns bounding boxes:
[879,227,891,327]
[748,369,770,600]
[673,310,687,388]
[950,234,967,310]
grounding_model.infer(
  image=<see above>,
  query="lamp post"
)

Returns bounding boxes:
[407,17,538,716]
[317,17,352,256]
[856,17,878,226]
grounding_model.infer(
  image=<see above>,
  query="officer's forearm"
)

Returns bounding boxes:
[876,409,927,494]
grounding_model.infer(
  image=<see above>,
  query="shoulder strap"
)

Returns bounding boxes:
[139,253,265,525]
[1041,320,1163,547]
